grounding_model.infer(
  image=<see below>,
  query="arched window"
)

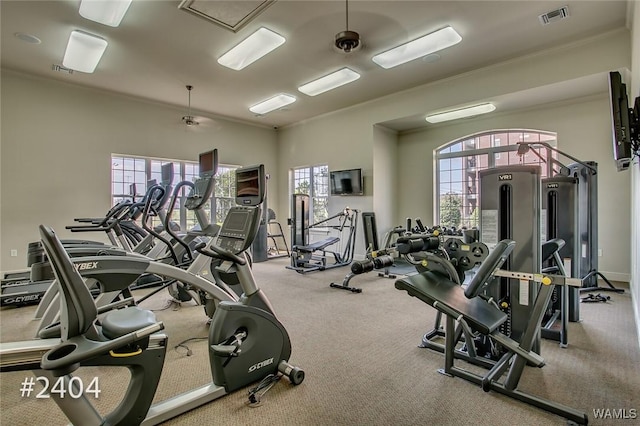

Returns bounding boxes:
[435,129,557,229]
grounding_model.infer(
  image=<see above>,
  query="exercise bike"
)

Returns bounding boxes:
[0,164,305,425]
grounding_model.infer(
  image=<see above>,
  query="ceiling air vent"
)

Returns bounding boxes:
[539,6,569,25]
[178,0,276,33]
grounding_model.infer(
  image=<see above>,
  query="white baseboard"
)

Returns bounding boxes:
[595,271,630,284]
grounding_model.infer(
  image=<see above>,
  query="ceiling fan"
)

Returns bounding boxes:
[335,0,360,53]
[182,85,199,126]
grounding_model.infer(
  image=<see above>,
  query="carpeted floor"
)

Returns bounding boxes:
[1,257,638,425]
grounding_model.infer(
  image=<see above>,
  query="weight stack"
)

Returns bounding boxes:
[542,176,580,322]
[479,165,541,353]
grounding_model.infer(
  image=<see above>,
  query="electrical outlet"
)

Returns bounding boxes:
[10,249,18,257]
[598,249,603,257]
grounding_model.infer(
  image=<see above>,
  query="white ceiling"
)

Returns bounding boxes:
[0,1,631,131]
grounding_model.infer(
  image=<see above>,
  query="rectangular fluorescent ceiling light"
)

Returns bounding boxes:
[298,68,361,96]
[250,94,296,115]
[62,30,108,73]
[79,0,132,27]
[218,27,285,70]
[425,103,496,123]
[372,26,462,69]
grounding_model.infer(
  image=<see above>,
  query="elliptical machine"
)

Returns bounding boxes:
[2,163,304,425]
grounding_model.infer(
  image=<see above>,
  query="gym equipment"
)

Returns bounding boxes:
[32,150,242,330]
[0,164,304,425]
[329,212,399,293]
[287,193,358,274]
[542,175,580,323]
[567,161,623,294]
[1,200,304,424]
[517,142,624,294]
[395,239,588,424]
[266,208,290,258]
[394,232,490,361]
[479,165,541,352]
[330,254,395,293]
[0,181,171,308]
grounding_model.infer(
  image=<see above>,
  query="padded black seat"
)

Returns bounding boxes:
[395,271,507,335]
[296,237,339,253]
[101,307,158,339]
[542,238,565,264]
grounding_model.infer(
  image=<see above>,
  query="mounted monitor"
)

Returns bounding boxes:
[235,164,265,206]
[129,183,138,198]
[161,163,174,185]
[199,149,219,178]
[608,71,632,171]
[330,168,363,196]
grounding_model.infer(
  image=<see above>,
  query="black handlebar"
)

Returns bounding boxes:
[164,181,197,263]
[194,242,246,266]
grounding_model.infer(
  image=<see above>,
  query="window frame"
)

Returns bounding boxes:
[111,154,238,231]
[434,129,557,229]
[290,164,329,225]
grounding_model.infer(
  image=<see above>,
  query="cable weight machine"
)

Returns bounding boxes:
[287,193,358,274]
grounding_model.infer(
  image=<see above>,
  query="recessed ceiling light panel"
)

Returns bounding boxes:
[372,26,462,69]
[62,30,108,73]
[425,103,496,123]
[249,94,296,115]
[298,68,360,96]
[79,0,132,27]
[218,27,285,71]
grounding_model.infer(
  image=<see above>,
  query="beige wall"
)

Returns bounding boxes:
[372,125,398,247]
[278,29,631,266]
[398,94,630,281]
[0,71,278,271]
[0,21,635,289]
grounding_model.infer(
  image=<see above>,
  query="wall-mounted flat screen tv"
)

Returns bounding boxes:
[330,168,363,196]
[608,71,632,171]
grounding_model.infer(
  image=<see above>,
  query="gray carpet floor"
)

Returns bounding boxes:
[1,256,638,425]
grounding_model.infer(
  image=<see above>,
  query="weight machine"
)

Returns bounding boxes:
[517,142,624,296]
[287,194,358,274]
[329,212,397,293]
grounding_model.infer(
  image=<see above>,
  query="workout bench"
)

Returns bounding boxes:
[288,237,341,273]
[395,239,588,424]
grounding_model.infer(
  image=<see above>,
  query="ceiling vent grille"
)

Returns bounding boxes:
[178,0,276,33]
[539,6,569,25]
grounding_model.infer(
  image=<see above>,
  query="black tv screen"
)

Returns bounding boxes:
[161,163,174,185]
[198,149,218,178]
[330,168,363,195]
[235,164,265,206]
[608,71,632,171]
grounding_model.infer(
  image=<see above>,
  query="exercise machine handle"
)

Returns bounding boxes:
[194,242,246,266]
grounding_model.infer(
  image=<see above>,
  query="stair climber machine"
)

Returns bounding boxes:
[0,176,173,308]
[0,164,305,425]
[32,149,243,333]
[152,149,246,308]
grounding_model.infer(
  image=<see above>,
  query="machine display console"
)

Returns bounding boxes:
[184,177,214,210]
[216,206,261,254]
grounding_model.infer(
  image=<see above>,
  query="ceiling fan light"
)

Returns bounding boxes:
[425,103,496,123]
[79,0,132,27]
[182,115,199,126]
[218,27,285,71]
[298,68,360,96]
[372,26,462,69]
[249,94,296,115]
[62,30,108,73]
